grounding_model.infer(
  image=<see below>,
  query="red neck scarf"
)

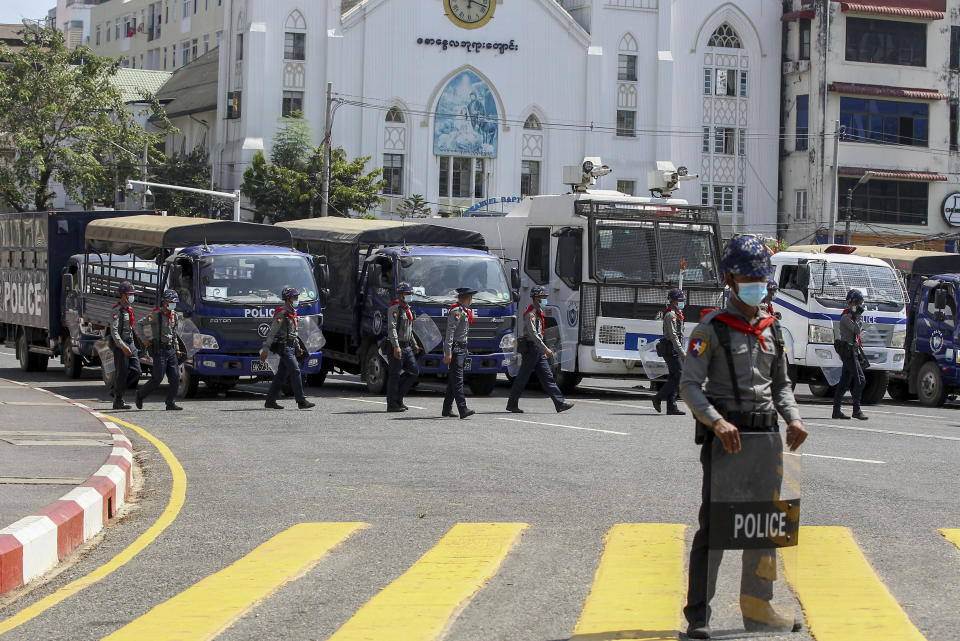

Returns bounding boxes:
[112,302,134,327]
[714,312,776,350]
[665,306,685,322]
[525,304,545,329]
[152,306,173,323]
[274,306,298,328]
[392,300,413,323]
[451,302,473,325]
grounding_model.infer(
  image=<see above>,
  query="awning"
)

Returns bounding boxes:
[828,82,948,100]
[838,1,944,19]
[781,9,815,20]
[838,166,948,181]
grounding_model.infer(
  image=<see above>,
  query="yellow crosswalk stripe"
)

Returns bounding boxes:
[325,522,528,641]
[785,526,927,641]
[941,529,960,551]
[571,523,687,641]
[101,522,368,641]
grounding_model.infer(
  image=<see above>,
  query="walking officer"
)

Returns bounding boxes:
[135,289,183,411]
[652,288,686,416]
[760,280,778,316]
[505,286,575,414]
[833,288,868,420]
[678,235,808,639]
[442,287,476,419]
[259,286,315,410]
[386,282,420,413]
[109,281,142,410]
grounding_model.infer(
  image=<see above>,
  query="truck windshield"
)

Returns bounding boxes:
[198,254,317,304]
[593,220,720,283]
[399,255,511,304]
[811,261,905,305]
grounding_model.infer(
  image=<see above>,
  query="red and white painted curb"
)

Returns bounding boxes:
[0,381,133,595]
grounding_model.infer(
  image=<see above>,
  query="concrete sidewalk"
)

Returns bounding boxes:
[0,380,132,595]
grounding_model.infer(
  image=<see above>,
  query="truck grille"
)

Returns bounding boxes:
[431,315,513,344]
[832,321,894,347]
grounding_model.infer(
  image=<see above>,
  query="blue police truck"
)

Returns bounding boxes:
[276,218,518,395]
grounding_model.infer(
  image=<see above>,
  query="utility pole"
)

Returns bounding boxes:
[844,187,853,245]
[141,140,149,209]
[320,82,333,218]
[827,120,840,243]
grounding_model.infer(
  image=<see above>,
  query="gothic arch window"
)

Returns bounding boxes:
[284,9,306,30]
[619,32,638,53]
[386,107,405,123]
[524,114,542,130]
[708,23,742,49]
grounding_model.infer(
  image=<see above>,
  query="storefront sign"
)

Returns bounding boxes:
[942,192,960,227]
[466,196,522,213]
[417,37,519,54]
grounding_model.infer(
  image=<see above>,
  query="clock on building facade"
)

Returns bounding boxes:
[444,0,496,29]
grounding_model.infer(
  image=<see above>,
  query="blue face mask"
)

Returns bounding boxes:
[539,299,548,307]
[677,302,686,310]
[735,282,768,308]
[168,302,177,311]
[127,295,135,304]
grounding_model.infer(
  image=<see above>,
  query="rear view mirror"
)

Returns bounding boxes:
[510,267,521,291]
[796,264,810,288]
[935,288,947,310]
[399,256,415,268]
[62,273,74,292]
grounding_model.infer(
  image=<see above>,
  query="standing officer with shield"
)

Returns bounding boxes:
[442,287,476,419]
[505,285,574,414]
[135,289,183,411]
[833,288,868,420]
[386,282,420,412]
[109,281,142,410]
[653,288,686,416]
[259,286,315,411]
[679,235,808,639]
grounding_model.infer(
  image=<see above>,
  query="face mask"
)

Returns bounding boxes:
[677,302,686,310]
[539,299,548,307]
[735,282,767,308]
[290,299,299,307]
[168,303,177,311]
[127,295,135,304]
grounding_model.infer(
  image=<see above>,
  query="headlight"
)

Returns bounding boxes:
[890,328,906,349]
[193,333,220,350]
[808,324,834,344]
[499,332,516,351]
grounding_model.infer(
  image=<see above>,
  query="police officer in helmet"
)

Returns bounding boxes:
[386,282,420,412]
[833,288,868,420]
[653,288,686,416]
[135,289,183,411]
[505,285,575,414]
[760,280,778,316]
[442,287,476,419]
[259,286,315,410]
[109,281,142,410]
[679,235,808,639]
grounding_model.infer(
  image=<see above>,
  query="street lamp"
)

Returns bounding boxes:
[126,179,241,221]
[844,171,876,244]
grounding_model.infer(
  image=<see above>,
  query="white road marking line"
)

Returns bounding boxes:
[574,398,654,411]
[495,417,628,435]
[337,397,426,410]
[807,421,960,442]
[860,409,955,421]
[802,453,886,464]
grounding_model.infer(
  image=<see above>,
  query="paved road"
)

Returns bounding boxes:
[0,347,957,641]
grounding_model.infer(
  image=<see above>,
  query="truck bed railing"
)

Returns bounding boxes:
[85,263,160,300]
[576,201,720,224]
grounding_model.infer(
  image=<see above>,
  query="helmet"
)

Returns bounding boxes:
[531,285,548,298]
[118,281,136,295]
[667,288,685,302]
[397,281,414,295]
[767,280,779,291]
[719,235,773,277]
[846,288,865,304]
[281,286,300,300]
[162,289,179,303]
[456,287,478,297]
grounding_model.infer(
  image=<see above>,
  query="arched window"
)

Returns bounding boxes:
[708,23,742,48]
[618,32,638,82]
[284,9,306,30]
[386,107,405,123]
[523,114,542,130]
[618,32,638,53]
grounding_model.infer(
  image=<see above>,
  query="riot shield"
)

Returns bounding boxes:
[95,338,114,375]
[543,326,575,371]
[638,344,669,380]
[299,315,326,354]
[821,367,842,387]
[265,352,281,375]
[412,314,442,353]
[178,318,202,360]
[134,315,154,344]
[707,432,802,635]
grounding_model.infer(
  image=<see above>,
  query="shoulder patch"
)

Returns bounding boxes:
[689,330,710,357]
[112,313,119,320]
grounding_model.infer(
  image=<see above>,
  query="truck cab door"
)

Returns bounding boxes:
[360,260,391,339]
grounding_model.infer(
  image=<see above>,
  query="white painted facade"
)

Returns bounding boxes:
[214,0,782,235]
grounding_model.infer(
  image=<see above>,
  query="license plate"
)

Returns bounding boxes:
[464,358,473,371]
[251,360,272,373]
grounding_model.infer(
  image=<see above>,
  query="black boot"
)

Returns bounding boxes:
[113,399,130,410]
[832,408,850,419]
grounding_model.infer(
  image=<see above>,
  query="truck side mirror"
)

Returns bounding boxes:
[935,288,947,310]
[510,266,521,291]
[62,273,74,292]
[796,264,810,288]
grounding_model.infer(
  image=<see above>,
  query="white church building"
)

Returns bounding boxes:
[213,0,783,235]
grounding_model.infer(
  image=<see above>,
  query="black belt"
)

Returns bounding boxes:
[724,410,778,430]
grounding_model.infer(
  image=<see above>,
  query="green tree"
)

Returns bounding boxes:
[0,27,170,211]
[150,146,213,217]
[398,194,430,218]
[241,116,383,222]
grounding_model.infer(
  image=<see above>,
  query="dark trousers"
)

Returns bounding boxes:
[266,346,306,405]
[507,345,565,409]
[655,351,683,410]
[112,346,141,402]
[834,348,865,412]
[387,345,420,408]
[684,436,780,627]
[443,348,468,414]
[138,347,180,407]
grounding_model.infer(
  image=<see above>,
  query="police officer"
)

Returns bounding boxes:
[679,235,808,639]
[760,280,778,316]
[833,289,868,421]
[442,287,476,419]
[135,289,183,411]
[259,286,316,410]
[653,288,686,416]
[109,281,142,410]
[386,282,420,412]
[505,285,575,414]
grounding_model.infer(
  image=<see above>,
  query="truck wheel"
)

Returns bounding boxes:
[555,370,583,394]
[860,371,888,405]
[177,364,200,398]
[33,353,49,372]
[886,379,914,402]
[916,361,947,407]
[361,346,387,395]
[808,383,835,398]
[305,367,328,388]
[468,373,497,396]
[62,338,83,379]
[17,333,33,372]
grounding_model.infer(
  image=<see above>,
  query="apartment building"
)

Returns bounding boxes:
[88,0,224,71]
